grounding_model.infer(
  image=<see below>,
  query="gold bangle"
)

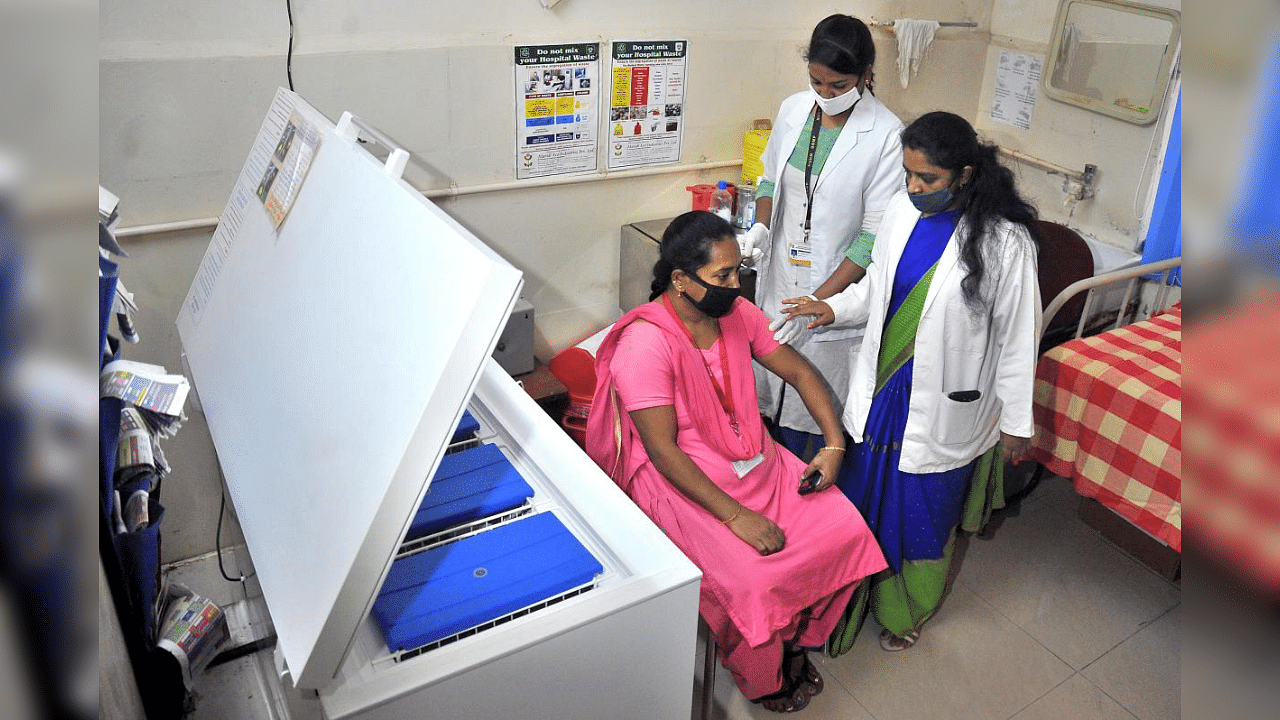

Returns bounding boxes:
[721,503,743,525]
[820,445,846,453]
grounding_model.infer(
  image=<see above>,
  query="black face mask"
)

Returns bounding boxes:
[686,272,740,318]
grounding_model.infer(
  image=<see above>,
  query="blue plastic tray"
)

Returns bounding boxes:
[405,444,533,541]
[373,511,603,651]
[451,410,480,443]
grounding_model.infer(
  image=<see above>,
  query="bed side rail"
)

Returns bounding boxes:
[1041,256,1182,342]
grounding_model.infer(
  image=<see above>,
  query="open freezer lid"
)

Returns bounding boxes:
[176,89,523,689]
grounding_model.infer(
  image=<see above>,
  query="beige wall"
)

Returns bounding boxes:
[980,0,1180,251]
[100,0,1178,563]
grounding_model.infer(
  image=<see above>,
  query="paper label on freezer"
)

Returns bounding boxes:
[607,40,688,170]
[259,113,321,228]
[514,42,601,179]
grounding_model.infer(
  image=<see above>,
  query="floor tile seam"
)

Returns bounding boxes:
[812,648,885,720]
[1081,597,1182,672]
[1034,501,1182,595]
[1002,672,1075,720]
[956,585,1092,672]
[1078,670,1145,720]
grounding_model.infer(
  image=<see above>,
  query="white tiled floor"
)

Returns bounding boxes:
[187,474,1180,720]
[692,474,1180,720]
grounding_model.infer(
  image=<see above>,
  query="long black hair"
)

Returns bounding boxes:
[648,211,736,301]
[804,14,876,92]
[901,111,1042,310]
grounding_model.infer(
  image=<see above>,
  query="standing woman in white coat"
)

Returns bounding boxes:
[740,14,904,459]
[781,111,1042,655]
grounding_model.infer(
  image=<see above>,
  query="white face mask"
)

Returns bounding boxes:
[811,85,861,116]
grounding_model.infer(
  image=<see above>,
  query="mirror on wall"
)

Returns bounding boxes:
[1042,0,1180,124]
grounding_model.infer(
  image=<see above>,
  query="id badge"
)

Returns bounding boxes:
[787,241,812,267]
[731,452,765,478]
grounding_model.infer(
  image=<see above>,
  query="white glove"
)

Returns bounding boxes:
[738,223,769,267]
[769,314,805,345]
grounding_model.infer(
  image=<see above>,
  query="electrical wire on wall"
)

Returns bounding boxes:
[286,0,295,91]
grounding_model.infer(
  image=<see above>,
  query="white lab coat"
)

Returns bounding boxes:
[826,191,1041,473]
[754,90,904,432]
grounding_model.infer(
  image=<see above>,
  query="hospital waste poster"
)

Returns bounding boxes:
[607,40,688,170]
[514,42,601,179]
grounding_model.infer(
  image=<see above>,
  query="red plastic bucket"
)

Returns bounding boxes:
[562,405,589,449]
[686,182,737,212]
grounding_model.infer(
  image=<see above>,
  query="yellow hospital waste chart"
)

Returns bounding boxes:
[608,40,688,170]
[515,42,601,179]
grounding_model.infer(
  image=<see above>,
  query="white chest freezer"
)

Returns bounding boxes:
[177,89,701,719]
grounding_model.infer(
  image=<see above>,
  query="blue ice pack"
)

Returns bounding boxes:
[451,410,480,443]
[405,444,533,541]
[373,511,603,651]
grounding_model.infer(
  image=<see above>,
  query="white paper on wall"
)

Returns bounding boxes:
[991,51,1043,130]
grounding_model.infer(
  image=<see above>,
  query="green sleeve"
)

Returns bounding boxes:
[844,230,876,268]
[755,178,776,200]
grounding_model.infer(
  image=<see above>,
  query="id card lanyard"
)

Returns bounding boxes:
[662,294,740,437]
[802,106,823,244]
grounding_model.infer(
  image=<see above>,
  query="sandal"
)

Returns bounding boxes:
[879,628,920,652]
[784,648,824,697]
[752,672,811,713]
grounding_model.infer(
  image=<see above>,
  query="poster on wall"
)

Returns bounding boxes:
[607,40,688,170]
[514,42,600,179]
[990,50,1043,130]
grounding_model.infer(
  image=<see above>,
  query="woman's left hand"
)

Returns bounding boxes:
[779,296,834,329]
[800,446,844,493]
[1001,432,1031,465]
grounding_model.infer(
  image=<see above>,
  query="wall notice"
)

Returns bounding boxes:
[990,51,1043,130]
[607,40,688,170]
[514,42,601,179]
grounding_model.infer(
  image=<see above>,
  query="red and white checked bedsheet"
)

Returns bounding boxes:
[1030,305,1181,551]
[1182,294,1280,593]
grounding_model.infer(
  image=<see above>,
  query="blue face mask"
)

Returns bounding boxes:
[908,186,956,214]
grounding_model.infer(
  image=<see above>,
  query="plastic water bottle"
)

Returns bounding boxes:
[710,180,734,223]
[734,183,756,229]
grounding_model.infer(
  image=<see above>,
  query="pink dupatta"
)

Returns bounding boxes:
[584,296,765,493]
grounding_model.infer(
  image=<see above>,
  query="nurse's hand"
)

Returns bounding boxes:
[779,295,835,329]
[769,314,806,345]
[1001,432,1031,465]
[726,508,786,555]
[738,223,768,268]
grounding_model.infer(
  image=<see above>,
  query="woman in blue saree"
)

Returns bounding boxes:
[776,111,1043,653]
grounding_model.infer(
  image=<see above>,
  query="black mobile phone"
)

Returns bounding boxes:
[799,469,822,495]
[947,389,982,403]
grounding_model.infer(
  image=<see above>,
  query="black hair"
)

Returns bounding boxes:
[804,14,876,91]
[901,111,1043,310]
[648,211,737,301]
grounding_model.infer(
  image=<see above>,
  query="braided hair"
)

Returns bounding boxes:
[901,111,1042,310]
[648,211,736,301]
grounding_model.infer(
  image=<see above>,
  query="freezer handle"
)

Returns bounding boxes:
[335,111,409,179]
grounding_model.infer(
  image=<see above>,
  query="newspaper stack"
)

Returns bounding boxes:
[99,358,189,439]
[156,588,230,690]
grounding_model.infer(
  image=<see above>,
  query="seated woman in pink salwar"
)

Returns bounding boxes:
[585,211,886,713]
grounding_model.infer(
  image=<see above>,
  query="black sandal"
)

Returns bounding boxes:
[785,648,824,697]
[751,672,811,713]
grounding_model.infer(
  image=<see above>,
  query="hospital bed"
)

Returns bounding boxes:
[1027,256,1183,579]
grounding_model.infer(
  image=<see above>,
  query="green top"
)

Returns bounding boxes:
[755,119,842,200]
[756,120,876,268]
